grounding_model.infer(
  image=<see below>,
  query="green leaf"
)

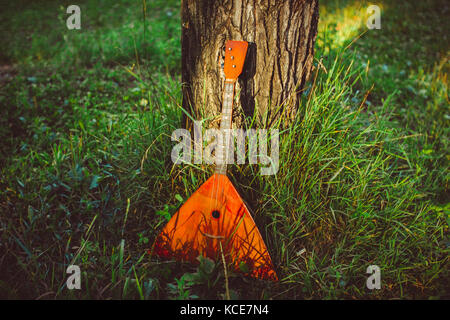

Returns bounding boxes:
[90,175,100,189]
[182,272,199,284]
[239,261,249,273]
[197,256,215,275]
[175,194,183,202]
[156,204,171,221]
[27,205,34,223]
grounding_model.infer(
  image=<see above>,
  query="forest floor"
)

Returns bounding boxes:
[0,0,448,299]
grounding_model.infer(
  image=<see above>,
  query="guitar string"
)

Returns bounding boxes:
[207,79,222,254]
[203,78,275,277]
[209,79,233,258]
[219,81,233,212]
[213,80,228,235]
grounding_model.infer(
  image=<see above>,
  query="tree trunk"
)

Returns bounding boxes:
[181,0,319,129]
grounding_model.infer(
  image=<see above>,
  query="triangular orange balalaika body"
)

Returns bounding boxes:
[153,173,277,281]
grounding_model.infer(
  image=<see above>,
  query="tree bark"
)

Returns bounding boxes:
[181,0,319,128]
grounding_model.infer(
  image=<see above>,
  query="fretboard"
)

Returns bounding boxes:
[215,80,235,175]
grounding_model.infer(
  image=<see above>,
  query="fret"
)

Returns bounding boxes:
[215,80,236,175]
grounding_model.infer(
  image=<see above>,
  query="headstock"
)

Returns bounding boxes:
[223,40,248,81]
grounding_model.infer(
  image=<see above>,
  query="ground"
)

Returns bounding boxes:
[0,0,448,299]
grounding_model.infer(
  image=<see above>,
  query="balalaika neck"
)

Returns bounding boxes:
[215,79,236,175]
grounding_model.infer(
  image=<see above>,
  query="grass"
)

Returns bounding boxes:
[0,0,448,299]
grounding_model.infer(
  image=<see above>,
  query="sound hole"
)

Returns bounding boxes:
[211,210,220,219]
